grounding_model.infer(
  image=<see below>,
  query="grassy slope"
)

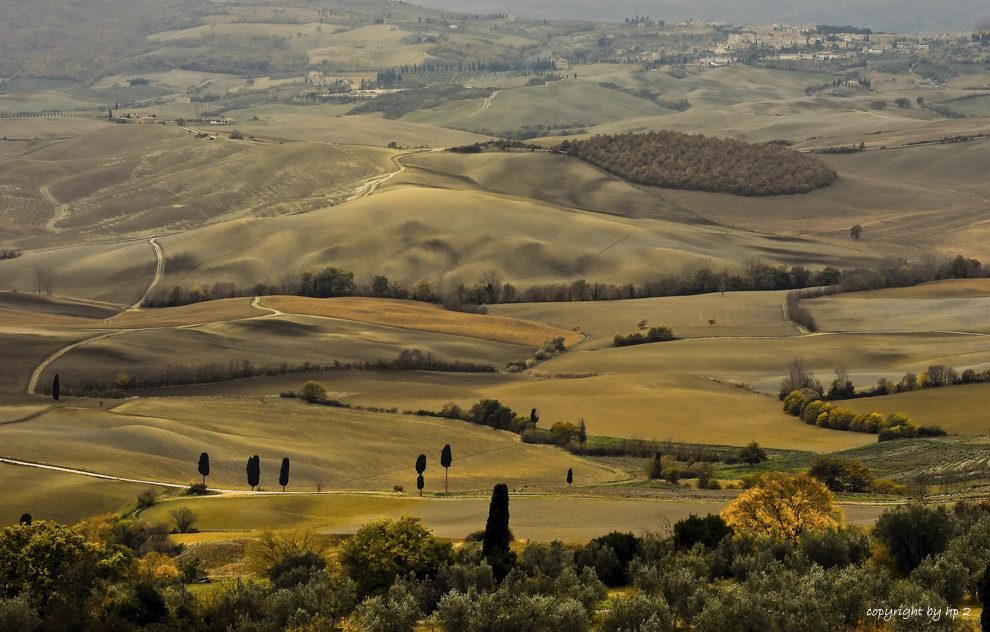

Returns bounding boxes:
[0,463,148,527]
[0,125,397,249]
[402,80,673,132]
[38,313,533,388]
[490,291,800,344]
[0,399,621,492]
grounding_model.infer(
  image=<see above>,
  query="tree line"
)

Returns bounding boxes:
[554,131,838,196]
[46,349,495,398]
[142,251,988,313]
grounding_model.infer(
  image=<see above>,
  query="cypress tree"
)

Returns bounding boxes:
[440,445,452,493]
[198,452,210,486]
[483,483,511,556]
[279,457,290,492]
[567,468,573,486]
[52,374,60,401]
[247,455,260,491]
[415,454,427,496]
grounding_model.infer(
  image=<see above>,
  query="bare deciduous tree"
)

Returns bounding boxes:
[35,266,54,296]
[477,269,502,304]
[170,507,197,534]
[779,357,822,398]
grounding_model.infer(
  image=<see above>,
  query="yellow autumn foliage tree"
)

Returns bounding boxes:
[721,472,843,541]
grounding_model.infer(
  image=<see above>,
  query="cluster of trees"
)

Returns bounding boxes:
[555,131,837,196]
[782,389,944,441]
[597,82,690,110]
[0,247,20,260]
[779,357,990,405]
[12,475,990,631]
[613,325,674,347]
[347,85,494,119]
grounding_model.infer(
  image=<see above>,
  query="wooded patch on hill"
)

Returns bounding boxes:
[557,131,837,196]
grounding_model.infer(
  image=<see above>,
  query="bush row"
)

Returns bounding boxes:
[782,390,945,442]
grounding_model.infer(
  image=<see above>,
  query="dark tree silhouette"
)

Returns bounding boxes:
[483,484,511,556]
[978,562,990,632]
[530,408,539,427]
[416,454,427,475]
[567,468,573,486]
[483,483,515,580]
[440,445,452,493]
[19,514,31,525]
[577,419,587,444]
[279,457,290,492]
[52,374,60,401]
[247,455,260,491]
[198,452,210,486]
[850,224,863,240]
[417,473,425,496]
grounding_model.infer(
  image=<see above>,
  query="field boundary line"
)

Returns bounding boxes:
[0,405,57,426]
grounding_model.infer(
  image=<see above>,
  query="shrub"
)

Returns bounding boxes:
[338,515,454,598]
[186,482,208,495]
[600,593,675,632]
[301,381,328,403]
[874,504,958,575]
[674,514,734,551]
[137,489,159,509]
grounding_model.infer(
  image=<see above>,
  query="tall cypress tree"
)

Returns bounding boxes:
[246,455,260,491]
[198,452,210,486]
[52,374,60,401]
[279,457,290,492]
[483,483,511,556]
[440,445,452,493]
[415,454,427,496]
[567,468,573,486]
[482,483,515,579]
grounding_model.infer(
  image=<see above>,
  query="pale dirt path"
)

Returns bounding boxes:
[39,186,70,233]
[344,148,439,201]
[126,237,165,311]
[469,90,500,117]
[26,331,127,395]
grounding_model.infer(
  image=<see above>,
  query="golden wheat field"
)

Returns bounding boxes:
[261,296,583,347]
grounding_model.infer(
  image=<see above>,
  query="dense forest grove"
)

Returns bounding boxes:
[5,493,990,631]
[557,132,838,196]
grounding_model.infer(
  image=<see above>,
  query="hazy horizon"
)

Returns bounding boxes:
[408,0,988,34]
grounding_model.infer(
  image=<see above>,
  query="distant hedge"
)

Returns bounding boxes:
[557,131,837,196]
[613,326,674,347]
